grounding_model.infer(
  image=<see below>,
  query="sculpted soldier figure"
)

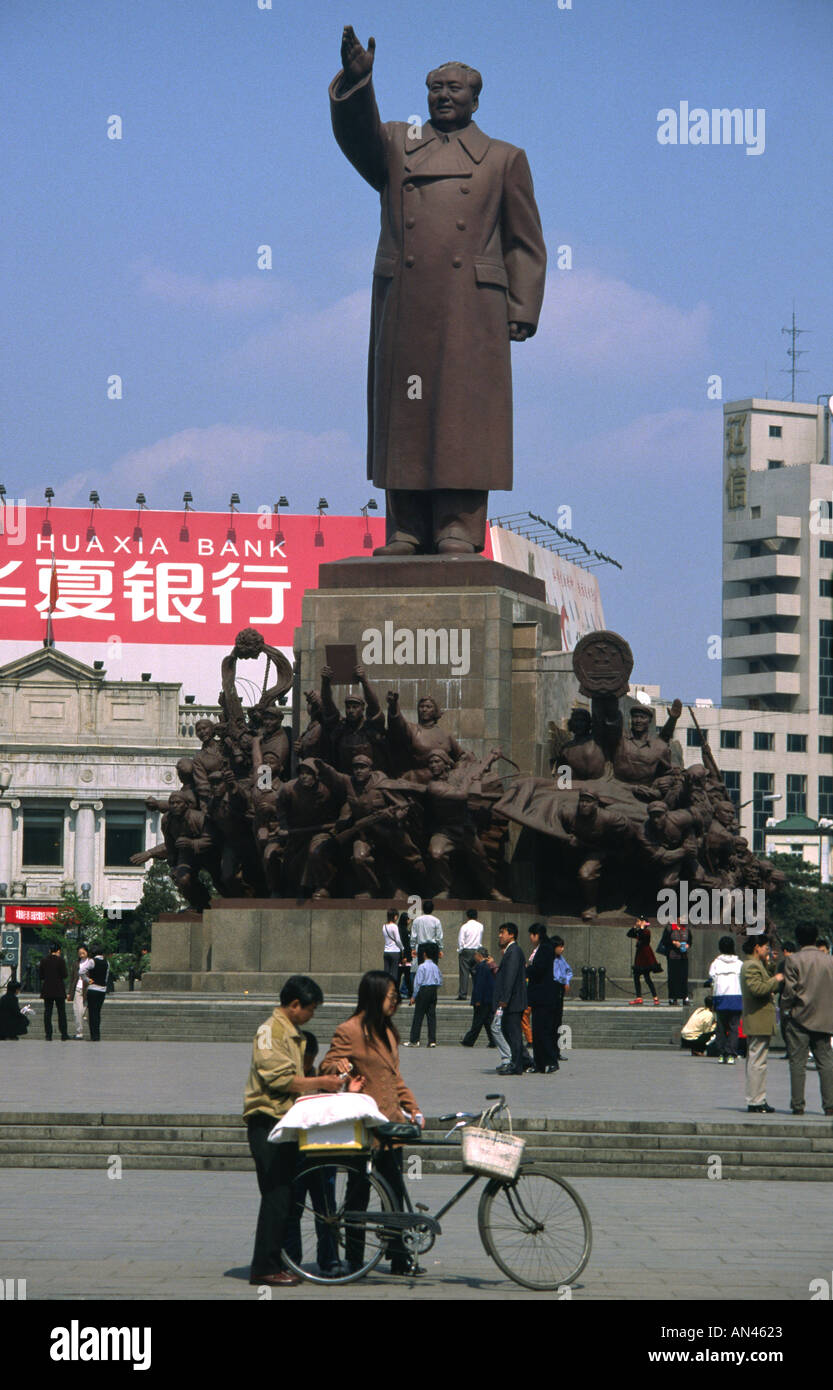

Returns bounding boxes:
[330,28,546,555]
[274,759,347,899]
[554,707,607,783]
[638,802,703,891]
[422,749,509,900]
[320,664,388,774]
[611,705,676,791]
[558,790,632,922]
[191,718,227,809]
[387,691,464,775]
[334,753,426,898]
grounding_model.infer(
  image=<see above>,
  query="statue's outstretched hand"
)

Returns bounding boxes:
[341,26,375,85]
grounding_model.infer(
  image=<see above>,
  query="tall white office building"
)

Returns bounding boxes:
[676,397,833,860]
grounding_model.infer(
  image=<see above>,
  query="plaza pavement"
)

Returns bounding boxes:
[1,1167,829,1302]
[1,1034,827,1124]
[2,1031,830,1302]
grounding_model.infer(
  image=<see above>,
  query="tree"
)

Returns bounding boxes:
[33,889,119,957]
[130,861,185,955]
[765,853,833,943]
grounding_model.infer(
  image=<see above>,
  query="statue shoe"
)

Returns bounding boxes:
[373,540,418,556]
[436,538,476,555]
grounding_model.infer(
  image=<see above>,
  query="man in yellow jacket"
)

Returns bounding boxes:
[741,938,784,1114]
[244,975,344,1287]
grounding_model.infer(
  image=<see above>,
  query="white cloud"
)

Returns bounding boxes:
[56,425,363,510]
[135,263,293,314]
[534,269,711,375]
[228,288,371,377]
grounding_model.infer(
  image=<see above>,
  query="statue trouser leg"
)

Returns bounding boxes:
[427,831,454,897]
[370,825,427,894]
[352,838,381,897]
[302,833,337,896]
[578,856,602,919]
[384,489,488,555]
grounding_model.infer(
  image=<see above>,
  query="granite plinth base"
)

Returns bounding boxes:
[317,554,545,601]
[295,565,566,775]
[146,900,539,995]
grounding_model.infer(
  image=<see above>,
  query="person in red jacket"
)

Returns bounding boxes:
[627,918,660,1005]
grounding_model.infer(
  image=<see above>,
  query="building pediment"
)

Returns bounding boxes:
[0,647,104,686]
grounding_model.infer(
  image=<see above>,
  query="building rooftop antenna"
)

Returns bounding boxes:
[780,307,810,402]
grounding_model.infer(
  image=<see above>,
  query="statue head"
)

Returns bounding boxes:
[630,706,653,733]
[425,62,481,131]
[576,790,600,817]
[427,750,452,779]
[647,801,667,821]
[344,694,366,727]
[195,718,215,744]
[297,759,319,789]
[417,696,441,726]
[169,791,188,814]
[351,754,374,786]
[175,757,194,783]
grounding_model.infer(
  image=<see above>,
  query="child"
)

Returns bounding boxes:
[405,942,443,1048]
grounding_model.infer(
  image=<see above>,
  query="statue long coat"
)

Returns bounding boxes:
[330,72,547,493]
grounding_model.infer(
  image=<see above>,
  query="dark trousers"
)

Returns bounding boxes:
[397,961,412,998]
[502,1009,524,1071]
[462,1001,494,1046]
[386,488,489,552]
[43,997,68,1040]
[283,1166,339,1271]
[667,957,689,1000]
[715,1009,741,1059]
[410,985,438,1044]
[530,1004,558,1071]
[457,949,477,998]
[552,982,565,1057]
[633,968,657,999]
[383,952,400,980]
[246,1115,297,1278]
[86,990,105,1041]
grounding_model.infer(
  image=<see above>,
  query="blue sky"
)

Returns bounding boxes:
[2,0,831,700]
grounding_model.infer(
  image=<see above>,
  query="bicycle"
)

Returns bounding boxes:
[281,1093,592,1291]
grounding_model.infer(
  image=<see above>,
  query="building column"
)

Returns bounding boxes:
[69,800,103,892]
[0,800,20,891]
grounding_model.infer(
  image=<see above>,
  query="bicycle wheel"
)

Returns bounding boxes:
[477,1165,592,1290]
[281,1160,396,1285]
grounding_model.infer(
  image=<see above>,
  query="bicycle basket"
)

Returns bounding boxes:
[460,1125,525,1180]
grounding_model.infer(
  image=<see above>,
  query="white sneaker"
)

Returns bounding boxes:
[403,1041,419,1048]
[726,1056,737,1065]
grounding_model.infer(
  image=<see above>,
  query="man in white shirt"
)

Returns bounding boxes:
[456,908,485,999]
[410,900,444,967]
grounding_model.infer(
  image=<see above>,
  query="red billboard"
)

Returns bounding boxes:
[0,506,386,648]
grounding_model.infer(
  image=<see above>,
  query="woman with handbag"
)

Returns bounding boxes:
[659,921,692,1005]
[627,918,661,1004]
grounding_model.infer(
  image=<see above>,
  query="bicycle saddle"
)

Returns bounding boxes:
[375,1122,422,1143]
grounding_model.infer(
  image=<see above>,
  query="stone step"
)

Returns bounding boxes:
[0,1151,827,1182]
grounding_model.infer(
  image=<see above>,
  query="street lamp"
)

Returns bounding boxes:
[273,496,289,544]
[314,497,328,548]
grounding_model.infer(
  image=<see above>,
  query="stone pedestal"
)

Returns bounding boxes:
[146,899,540,995]
[295,555,565,774]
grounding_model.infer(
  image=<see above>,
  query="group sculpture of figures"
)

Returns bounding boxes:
[495,631,784,921]
[132,628,513,908]
[133,628,780,917]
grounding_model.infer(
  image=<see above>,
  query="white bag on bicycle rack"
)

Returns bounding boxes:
[268,1092,389,1149]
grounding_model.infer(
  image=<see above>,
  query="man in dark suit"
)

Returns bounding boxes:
[494,923,527,1075]
[39,943,68,1041]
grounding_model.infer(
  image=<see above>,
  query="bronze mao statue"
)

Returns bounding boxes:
[330,27,547,555]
